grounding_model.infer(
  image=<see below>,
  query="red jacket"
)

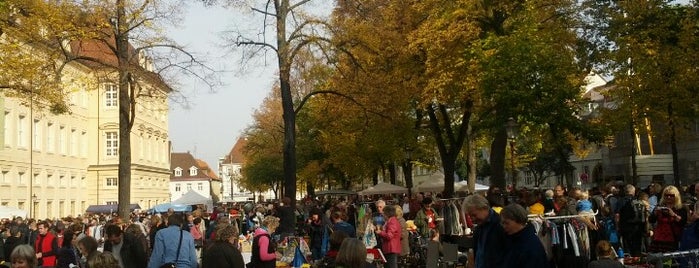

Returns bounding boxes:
[35,232,58,266]
[378,216,402,254]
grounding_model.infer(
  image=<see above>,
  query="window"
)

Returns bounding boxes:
[69,129,76,156]
[81,131,87,157]
[197,182,203,191]
[139,134,144,159]
[189,167,197,176]
[18,172,25,185]
[17,115,26,147]
[70,176,75,187]
[33,119,41,150]
[186,183,192,190]
[58,126,66,155]
[0,171,7,183]
[174,168,182,177]
[3,111,10,147]
[106,131,118,156]
[175,183,181,192]
[106,177,118,186]
[47,123,54,153]
[59,175,65,186]
[81,177,86,187]
[33,173,40,185]
[105,84,118,107]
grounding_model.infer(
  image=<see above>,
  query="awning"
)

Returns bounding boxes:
[85,204,141,214]
[149,203,192,213]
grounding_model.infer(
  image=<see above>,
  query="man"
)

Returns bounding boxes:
[276,197,296,238]
[462,194,507,268]
[103,224,147,268]
[148,214,198,268]
[414,197,439,237]
[34,221,59,268]
[331,211,356,238]
[615,184,643,257]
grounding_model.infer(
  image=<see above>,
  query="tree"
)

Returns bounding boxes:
[2,0,216,219]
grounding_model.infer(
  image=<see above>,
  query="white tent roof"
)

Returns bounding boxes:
[358,182,408,195]
[414,171,489,192]
[172,190,213,211]
[0,206,28,219]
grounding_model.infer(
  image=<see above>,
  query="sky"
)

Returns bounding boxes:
[166,3,276,173]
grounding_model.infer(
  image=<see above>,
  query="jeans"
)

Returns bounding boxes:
[385,253,398,268]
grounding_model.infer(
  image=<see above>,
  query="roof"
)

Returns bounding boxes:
[224,137,247,164]
[170,152,219,181]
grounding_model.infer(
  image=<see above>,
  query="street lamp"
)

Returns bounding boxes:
[31,194,38,219]
[505,117,518,190]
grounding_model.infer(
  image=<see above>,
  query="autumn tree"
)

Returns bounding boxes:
[2,0,216,219]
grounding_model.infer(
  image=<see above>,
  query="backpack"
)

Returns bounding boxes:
[619,197,646,224]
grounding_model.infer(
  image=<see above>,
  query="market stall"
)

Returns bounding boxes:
[358,182,408,195]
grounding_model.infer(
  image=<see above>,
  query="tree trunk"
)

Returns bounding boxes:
[389,163,397,185]
[372,170,379,185]
[276,0,297,214]
[669,102,680,186]
[426,103,471,198]
[307,182,315,198]
[116,0,133,220]
[467,121,477,193]
[490,129,507,191]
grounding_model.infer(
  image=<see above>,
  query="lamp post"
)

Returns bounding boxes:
[505,118,519,191]
[32,194,38,219]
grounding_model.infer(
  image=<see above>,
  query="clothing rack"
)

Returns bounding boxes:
[438,197,465,201]
[527,210,598,220]
[646,249,699,268]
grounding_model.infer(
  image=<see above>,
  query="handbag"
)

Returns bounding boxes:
[160,230,183,268]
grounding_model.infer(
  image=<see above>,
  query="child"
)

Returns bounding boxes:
[577,191,594,213]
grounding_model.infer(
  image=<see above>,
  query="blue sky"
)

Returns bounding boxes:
[166,3,276,172]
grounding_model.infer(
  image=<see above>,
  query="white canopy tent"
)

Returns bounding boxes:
[414,171,489,192]
[358,182,408,195]
[172,190,213,212]
[0,206,28,219]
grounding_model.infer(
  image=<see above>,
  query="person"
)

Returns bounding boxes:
[307,207,328,260]
[316,231,349,267]
[147,214,198,268]
[542,189,555,213]
[649,185,687,253]
[335,238,376,268]
[375,205,401,268]
[250,216,280,268]
[35,221,59,268]
[148,215,166,250]
[77,236,99,268]
[395,206,410,258]
[332,211,356,238]
[499,204,548,268]
[55,230,79,268]
[462,194,507,268]
[201,223,245,267]
[276,197,296,238]
[615,184,644,256]
[103,224,147,268]
[414,197,439,237]
[87,252,119,268]
[588,240,624,268]
[9,244,37,268]
[3,226,22,263]
[577,190,594,213]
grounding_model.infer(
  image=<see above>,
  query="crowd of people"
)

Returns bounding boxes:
[2,181,699,267]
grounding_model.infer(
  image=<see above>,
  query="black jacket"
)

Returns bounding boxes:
[473,209,508,268]
[502,224,549,268]
[201,241,245,267]
[103,233,148,268]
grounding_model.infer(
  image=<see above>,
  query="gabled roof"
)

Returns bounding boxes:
[224,137,247,164]
[171,152,218,181]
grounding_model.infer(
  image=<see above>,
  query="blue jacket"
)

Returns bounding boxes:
[502,224,549,268]
[147,225,198,268]
[333,221,356,238]
[473,209,507,268]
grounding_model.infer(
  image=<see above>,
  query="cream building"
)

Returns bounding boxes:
[0,41,171,219]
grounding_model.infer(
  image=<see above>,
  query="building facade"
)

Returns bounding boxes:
[170,152,221,203]
[0,42,171,219]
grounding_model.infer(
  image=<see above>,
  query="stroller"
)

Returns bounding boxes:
[400,230,428,267]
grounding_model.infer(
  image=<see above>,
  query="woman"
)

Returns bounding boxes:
[375,205,401,268]
[87,252,119,268]
[649,185,688,253]
[56,230,79,268]
[250,216,279,268]
[336,238,376,268]
[499,204,548,268]
[77,236,99,268]
[201,223,245,267]
[148,215,166,250]
[9,244,36,268]
[588,240,624,268]
[307,207,328,260]
[395,206,409,257]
